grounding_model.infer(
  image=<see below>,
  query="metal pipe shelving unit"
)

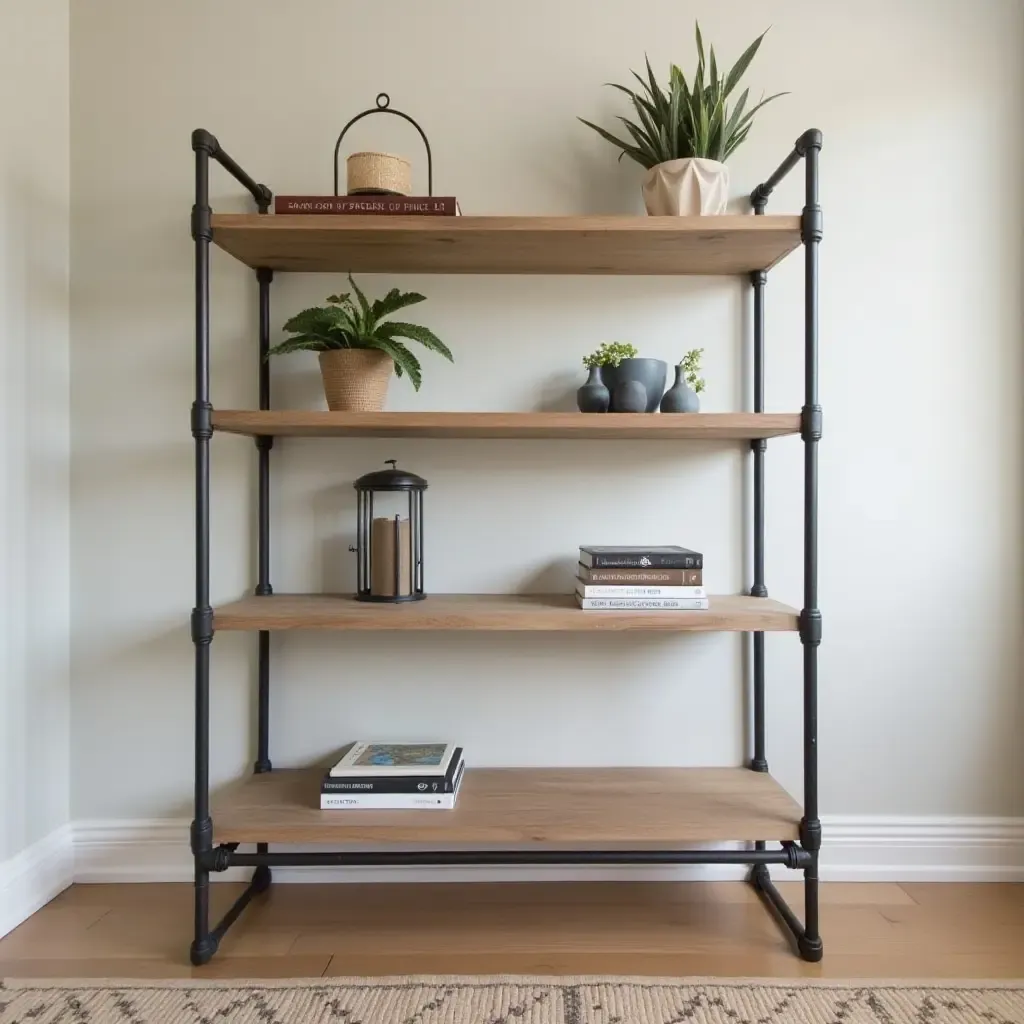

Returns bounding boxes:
[187,126,823,966]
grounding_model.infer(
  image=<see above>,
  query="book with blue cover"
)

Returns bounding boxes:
[328,741,457,778]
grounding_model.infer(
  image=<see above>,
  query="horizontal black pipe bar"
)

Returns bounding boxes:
[751,150,801,205]
[224,848,806,868]
[208,874,261,944]
[752,867,806,941]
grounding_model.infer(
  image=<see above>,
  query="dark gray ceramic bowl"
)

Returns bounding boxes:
[601,358,668,413]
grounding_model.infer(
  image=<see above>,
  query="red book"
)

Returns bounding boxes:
[274,195,459,216]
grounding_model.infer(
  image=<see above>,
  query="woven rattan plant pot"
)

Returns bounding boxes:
[318,349,393,411]
[346,151,412,195]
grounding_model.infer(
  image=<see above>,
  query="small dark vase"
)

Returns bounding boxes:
[602,358,668,413]
[576,365,610,413]
[660,366,701,413]
[612,379,648,413]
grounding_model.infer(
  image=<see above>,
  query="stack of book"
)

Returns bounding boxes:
[576,546,707,610]
[321,741,465,810]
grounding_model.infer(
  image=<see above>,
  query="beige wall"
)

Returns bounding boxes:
[0,0,71,860]
[69,0,1023,828]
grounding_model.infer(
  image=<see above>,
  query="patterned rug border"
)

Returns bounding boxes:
[3,976,1023,993]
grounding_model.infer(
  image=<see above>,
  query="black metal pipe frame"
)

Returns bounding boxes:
[749,267,768,781]
[746,128,824,963]
[189,127,824,965]
[189,129,272,967]
[220,847,812,869]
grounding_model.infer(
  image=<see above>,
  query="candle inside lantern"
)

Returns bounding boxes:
[369,515,412,598]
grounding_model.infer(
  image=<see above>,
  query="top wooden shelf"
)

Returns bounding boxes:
[210,214,802,276]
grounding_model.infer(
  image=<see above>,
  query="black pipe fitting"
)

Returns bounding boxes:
[189,816,213,856]
[800,404,823,442]
[799,609,822,647]
[800,818,822,852]
[190,607,214,645]
[795,128,823,155]
[190,400,213,440]
[191,128,219,155]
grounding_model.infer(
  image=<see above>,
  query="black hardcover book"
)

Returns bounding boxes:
[321,748,464,794]
[579,546,703,569]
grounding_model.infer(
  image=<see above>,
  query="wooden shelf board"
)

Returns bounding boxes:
[210,214,801,276]
[212,593,799,633]
[212,410,800,441]
[212,766,801,846]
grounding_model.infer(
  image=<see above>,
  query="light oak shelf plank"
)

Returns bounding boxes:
[212,594,799,633]
[211,766,802,846]
[210,215,802,276]
[212,410,801,441]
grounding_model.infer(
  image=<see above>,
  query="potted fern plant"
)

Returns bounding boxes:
[579,24,785,216]
[268,275,453,411]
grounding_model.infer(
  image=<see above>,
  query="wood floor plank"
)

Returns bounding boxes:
[1,881,1021,979]
[0,956,333,979]
[771,881,915,906]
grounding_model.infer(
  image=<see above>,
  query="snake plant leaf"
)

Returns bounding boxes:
[578,118,653,166]
[643,56,670,120]
[726,91,789,147]
[622,89,663,152]
[607,82,656,122]
[616,116,661,166]
[724,124,752,159]
[580,24,782,166]
[723,30,769,98]
[723,87,750,142]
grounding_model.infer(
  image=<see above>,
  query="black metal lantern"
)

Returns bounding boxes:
[351,460,427,602]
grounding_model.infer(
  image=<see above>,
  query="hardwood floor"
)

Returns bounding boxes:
[0,882,1022,979]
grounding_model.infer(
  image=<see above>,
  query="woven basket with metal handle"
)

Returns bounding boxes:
[333,93,433,197]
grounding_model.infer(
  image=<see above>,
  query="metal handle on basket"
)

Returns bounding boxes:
[332,93,433,197]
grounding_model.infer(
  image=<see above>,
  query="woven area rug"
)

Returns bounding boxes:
[2,978,1022,1024]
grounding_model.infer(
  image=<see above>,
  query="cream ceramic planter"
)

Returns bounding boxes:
[642,158,730,216]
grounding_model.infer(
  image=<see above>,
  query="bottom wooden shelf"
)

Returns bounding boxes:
[211,766,801,848]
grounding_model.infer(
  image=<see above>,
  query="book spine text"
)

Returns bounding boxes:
[275,195,457,216]
[577,585,706,598]
[577,598,710,610]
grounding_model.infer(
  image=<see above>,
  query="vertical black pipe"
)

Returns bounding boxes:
[189,130,216,967]
[254,268,273,777]
[798,129,824,962]
[750,268,768,779]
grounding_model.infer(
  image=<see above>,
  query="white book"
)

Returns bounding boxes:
[329,741,456,778]
[576,583,706,599]
[576,597,710,610]
[321,761,465,809]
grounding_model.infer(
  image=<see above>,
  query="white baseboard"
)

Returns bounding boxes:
[72,815,1024,885]
[0,825,74,939]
